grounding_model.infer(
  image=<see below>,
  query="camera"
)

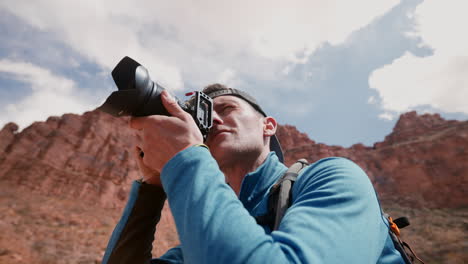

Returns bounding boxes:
[97,56,213,138]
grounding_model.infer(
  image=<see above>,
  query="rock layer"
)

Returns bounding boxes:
[1,110,467,264]
[0,112,137,208]
[0,110,466,209]
[277,111,468,208]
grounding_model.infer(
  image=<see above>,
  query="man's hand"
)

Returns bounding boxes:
[133,146,162,186]
[130,90,204,173]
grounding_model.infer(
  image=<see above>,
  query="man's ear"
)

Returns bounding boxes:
[263,116,277,137]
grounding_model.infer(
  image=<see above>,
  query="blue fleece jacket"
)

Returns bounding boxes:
[103,146,404,263]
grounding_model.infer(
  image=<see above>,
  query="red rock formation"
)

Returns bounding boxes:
[379,111,460,147]
[0,110,467,263]
[277,111,468,208]
[0,111,136,208]
[0,111,180,261]
[0,122,18,153]
[0,110,466,209]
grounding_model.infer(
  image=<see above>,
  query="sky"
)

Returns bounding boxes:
[0,0,467,147]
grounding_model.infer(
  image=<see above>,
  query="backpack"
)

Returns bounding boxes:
[255,159,424,264]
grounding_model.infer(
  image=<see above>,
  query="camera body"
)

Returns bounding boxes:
[98,56,213,138]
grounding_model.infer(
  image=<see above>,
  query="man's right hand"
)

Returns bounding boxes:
[133,146,162,187]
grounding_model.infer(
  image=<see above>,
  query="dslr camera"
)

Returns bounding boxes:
[98,56,213,138]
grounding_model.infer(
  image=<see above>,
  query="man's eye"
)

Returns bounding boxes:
[220,105,234,113]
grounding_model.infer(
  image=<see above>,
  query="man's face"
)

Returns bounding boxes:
[205,95,266,163]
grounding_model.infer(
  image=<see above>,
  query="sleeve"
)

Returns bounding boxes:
[278,157,388,263]
[161,147,388,264]
[102,180,183,264]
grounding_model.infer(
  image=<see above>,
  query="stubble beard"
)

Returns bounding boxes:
[214,140,264,172]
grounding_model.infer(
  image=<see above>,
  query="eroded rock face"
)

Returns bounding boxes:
[0,111,139,208]
[0,110,467,208]
[277,111,468,208]
[0,111,184,263]
[0,122,18,153]
[0,109,467,263]
[379,111,460,147]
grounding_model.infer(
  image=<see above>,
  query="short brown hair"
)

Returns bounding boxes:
[202,83,230,95]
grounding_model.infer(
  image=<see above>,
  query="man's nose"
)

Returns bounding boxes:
[212,110,223,125]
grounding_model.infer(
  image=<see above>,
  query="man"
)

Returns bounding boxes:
[102,84,405,263]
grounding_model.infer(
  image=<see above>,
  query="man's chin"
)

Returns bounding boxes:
[208,144,235,160]
[206,134,231,149]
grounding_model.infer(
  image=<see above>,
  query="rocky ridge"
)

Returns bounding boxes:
[0,110,466,208]
[0,110,467,264]
[280,111,468,208]
[0,112,136,208]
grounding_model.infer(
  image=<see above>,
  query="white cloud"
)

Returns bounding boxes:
[0,0,184,90]
[216,68,239,87]
[378,112,395,121]
[0,59,92,129]
[0,0,399,89]
[247,0,400,61]
[369,0,468,115]
[282,65,292,75]
[367,96,377,104]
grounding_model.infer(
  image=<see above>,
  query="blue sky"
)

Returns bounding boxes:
[0,0,467,147]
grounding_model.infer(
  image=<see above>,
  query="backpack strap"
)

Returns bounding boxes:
[256,158,425,263]
[255,159,309,230]
[385,214,425,264]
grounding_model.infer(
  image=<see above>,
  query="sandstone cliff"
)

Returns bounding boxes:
[0,112,137,208]
[0,110,466,208]
[0,110,467,263]
[279,111,468,208]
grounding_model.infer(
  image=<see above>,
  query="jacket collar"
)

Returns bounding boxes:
[238,152,287,211]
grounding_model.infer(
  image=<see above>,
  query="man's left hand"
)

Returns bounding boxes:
[130,90,204,172]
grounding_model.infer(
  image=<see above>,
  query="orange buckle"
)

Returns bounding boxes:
[388,216,401,236]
